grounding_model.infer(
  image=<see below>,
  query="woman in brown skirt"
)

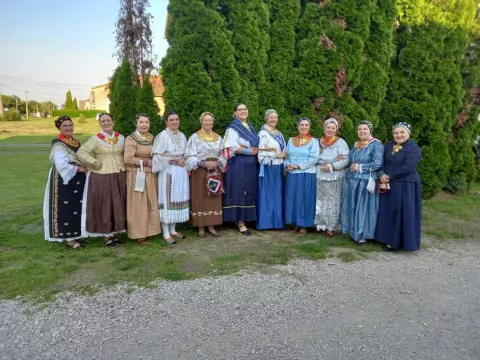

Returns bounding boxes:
[185,112,225,237]
[124,114,161,244]
[77,113,127,247]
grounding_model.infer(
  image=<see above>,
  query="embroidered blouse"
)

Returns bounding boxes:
[124,131,155,173]
[185,131,226,171]
[76,131,125,174]
[49,137,83,184]
[152,129,187,174]
[316,137,350,181]
[346,139,384,180]
[257,125,286,166]
[284,137,320,174]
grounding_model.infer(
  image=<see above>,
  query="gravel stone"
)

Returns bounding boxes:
[1,241,479,360]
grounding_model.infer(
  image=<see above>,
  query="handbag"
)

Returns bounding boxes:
[134,160,146,192]
[206,167,224,197]
[366,169,376,194]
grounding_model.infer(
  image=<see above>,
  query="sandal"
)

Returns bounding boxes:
[199,231,206,238]
[163,237,177,245]
[298,228,308,234]
[237,224,251,236]
[207,230,220,238]
[382,245,397,252]
[111,236,124,245]
[290,226,300,233]
[137,238,149,245]
[104,238,116,247]
[324,231,335,238]
[67,241,85,250]
[171,232,186,240]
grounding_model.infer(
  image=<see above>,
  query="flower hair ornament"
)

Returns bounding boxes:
[55,115,72,129]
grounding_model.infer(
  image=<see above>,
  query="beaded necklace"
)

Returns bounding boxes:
[57,134,79,148]
[97,131,120,145]
[292,133,312,147]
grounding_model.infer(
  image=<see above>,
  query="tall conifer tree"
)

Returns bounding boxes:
[109,59,138,136]
[382,0,477,198]
[162,0,241,135]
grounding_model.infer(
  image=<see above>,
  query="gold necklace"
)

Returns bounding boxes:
[197,129,219,142]
[264,125,278,136]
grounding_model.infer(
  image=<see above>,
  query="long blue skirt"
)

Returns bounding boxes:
[341,178,379,241]
[284,172,316,228]
[376,181,422,251]
[257,164,284,229]
[223,154,258,222]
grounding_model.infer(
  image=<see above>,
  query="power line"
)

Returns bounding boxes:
[0,75,94,89]
[1,83,84,97]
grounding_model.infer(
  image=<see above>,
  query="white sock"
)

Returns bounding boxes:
[162,223,170,238]
[169,223,176,235]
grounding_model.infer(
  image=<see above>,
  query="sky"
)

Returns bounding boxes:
[0,0,169,105]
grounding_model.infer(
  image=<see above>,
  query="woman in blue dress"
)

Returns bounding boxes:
[221,103,259,235]
[257,109,287,230]
[341,121,384,245]
[284,118,319,234]
[376,122,422,251]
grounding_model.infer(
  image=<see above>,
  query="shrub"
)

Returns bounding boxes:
[78,114,86,123]
[52,110,104,118]
[1,110,22,122]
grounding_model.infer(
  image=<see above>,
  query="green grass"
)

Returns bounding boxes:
[0,117,99,142]
[0,148,479,302]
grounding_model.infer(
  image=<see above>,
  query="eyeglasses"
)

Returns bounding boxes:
[236,107,248,112]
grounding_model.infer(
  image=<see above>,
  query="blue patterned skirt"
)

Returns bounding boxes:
[341,178,379,241]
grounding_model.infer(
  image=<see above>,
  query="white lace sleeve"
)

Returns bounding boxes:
[221,128,240,160]
[152,131,170,173]
[52,143,77,184]
[185,134,201,171]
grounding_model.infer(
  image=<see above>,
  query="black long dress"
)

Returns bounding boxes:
[44,136,86,242]
[375,139,422,251]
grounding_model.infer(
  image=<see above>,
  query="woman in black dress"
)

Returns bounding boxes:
[43,115,87,249]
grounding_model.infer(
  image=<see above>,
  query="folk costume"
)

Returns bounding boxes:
[124,131,161,240]
[315,118,350,233]
[185,128,225,227]
[152,129,189,239]
[341,121,384,244]
[376,123,422,251]
[43,133,86,242]
[77,131,127,238]
[257,120,286,230]
[284,124,320,228]
[221,118,259,223]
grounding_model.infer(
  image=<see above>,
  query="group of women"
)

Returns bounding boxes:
[44,103,422,252]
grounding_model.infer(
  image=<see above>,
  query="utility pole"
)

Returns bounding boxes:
[25,91,29,118]
[0,83,3,116]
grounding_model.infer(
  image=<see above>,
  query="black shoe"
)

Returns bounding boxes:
[382,245,397,252]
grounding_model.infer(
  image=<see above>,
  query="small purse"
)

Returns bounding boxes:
[205,161,224,197]
[366,169,376,194]
[134,160,146,192]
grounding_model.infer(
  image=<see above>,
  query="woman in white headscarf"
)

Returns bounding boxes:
[314,118,350,237]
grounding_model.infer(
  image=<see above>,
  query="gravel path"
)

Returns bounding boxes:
[1,241,479,360]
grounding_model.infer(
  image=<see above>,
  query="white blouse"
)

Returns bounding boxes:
[185,132,226,171]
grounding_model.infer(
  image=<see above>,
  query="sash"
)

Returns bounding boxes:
[227,118,259,148]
